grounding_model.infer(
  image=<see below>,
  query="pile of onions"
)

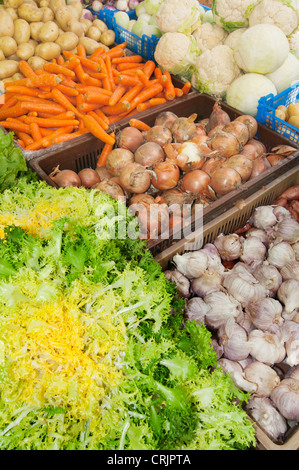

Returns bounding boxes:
[167,201,299,442]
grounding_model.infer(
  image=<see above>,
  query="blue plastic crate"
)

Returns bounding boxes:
[88,7,136,30]
[256,84,299,144]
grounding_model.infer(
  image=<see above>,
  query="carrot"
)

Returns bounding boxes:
[88,110,109,130]
[129,83,164,110]
[43,128,89,147]
[154,67,163,81]
[4,78,29,88]
[136,101,153,112]
[117,62,144,71]
[101,101,130,115]
[96,133,115,167]
[56,83,79,96]
[51,87,83,119]
[57,55,65,65]
[112,54,143,64]
[76,85,112,96]
[0,102,25,120]
[97,57,111,91]
[174,87,183,97]
[20,100,66,114]
[129,118,151,131]
[136,69,149,86]
[40,128,53,137]
[0,120,31,133]
[84,90,110,105]
[0,96,18,111]
[24,116,79,127]
[89,46,107,60]
[18,60,36,78]
[149,97,167,106]
[78,103,100,113]
[5,86,41,97]
[118,74,141,87]
[81,114,115,145]
[143,61,156,79]
[63,51,101,72]
[108,84,127,106]
[25,126,74,151]
[64,57,80,70]
[100,47,124,59]
[77,44,86,58]
[29,122,42,141]
[76,93,84,109]
[120,83,143,104]
[17,131,34,146]
[43,62,76,78]
[95,108,110,125]
[17,139,25,148]
[161,71,175,100]
[181,81,192,94]
[104,55,116,91]
[25,74,62,88]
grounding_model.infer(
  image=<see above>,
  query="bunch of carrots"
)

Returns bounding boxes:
[0,42,192,152]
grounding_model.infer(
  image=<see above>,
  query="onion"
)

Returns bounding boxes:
[235,115,258,139]
[119,162,151,193]
[49,166,81,188]
[194,122,207,137]
[180,169,211,195]
[146,125,172,147]
[250,157,271,179]
[129,193,155,207]
[152,160,180,190]
[208,100,231,131]
[222,121,250,147]
[78,168,100,188]
[154,110,178,129]
[210,167,241,195]
[241,139,266,160]
[116,126,144,152]
[160,188,194,209]
[105,148,134,176]
[175,141,206,172]
[207,125,225,138]
[134,142,165,168]
[171,113,197,143]
[201,156,224,177]
[222,154,253,182]
[130,199,169,238]
[95,166,112,181]
[266,153,285,166]
[94,179,124,199]
[207,130,241,158]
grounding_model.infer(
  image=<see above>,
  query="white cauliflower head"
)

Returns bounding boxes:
[155,0,201,34]
[224,28,247,49]
[154,32,200,80]
[289,31,299,58]
[191,44,242,96]
[192,22,228,52]
[248,0,299,36]
[212,0,257,31]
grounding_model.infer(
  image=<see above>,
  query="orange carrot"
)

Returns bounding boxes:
[17,131,34,146]
[101,101,130,115]
[154,67,163,81]
[25,74,62,88]
[63,51,101,72]
[17,139,25,148]
[0,102,25,120]
[56,83,79,96]
[181,81,192,94]
[18,60,36,78]
[108,84,127,106]
[136,101,153,112]
[43,128,89,147]
[95,108,110,125]
[112,54,143,64]
[149,97,167,106]
[25,126,73,151]
[118,74,141,87]
[57,55,65,65]
[64,57,80,70]
[84,91,110,105]
[97,57,111,91]
[51,87,83,119]
[89,46,107,60]
[117,62,144,71]
[0,120,31,133]
[43,63,76,78]
[24,116,79,127]
[120,83,143,104]
[77,44,86,58]
[129,118,151,131]
[143,61,156,79]
[78,103,100,113]
[20,100,66,114]
[5,86,42,97]
[174,87,183,97]
[129,83,164,110]
[29,122,42,141]
[76,85,112,96]
[104,55,116,91]
[87,110,109,130]
[81,114,115,145]
[0,96,18,111]
[96,133,115,167]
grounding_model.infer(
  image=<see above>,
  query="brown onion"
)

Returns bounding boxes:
[193,122,207,137]
[202,156,224,177]
[160,188,195,210]
[241,139,266,160]
[171,113,197,142]
[146,125,172,146]
[95,166,112,181]
[116,126,144,152]
[250,157,271,179]
[208,100,231,131]
[129,199,169,238]
[110,176,132,198]
[152,160,180,190]
[78,168,100,188]
[129,193,155,206]
[211,167,241,195]
[208,125,225,138]
[223,154,253,182]
[235,115,258,139]
[154,110,178,129]
[120,162,151,193]
[180,169,211,195]
[208,130,241,158]
[134,141,165,168]
[105,148,134,176]
[176,141,205,172]
[49,166,81,188]
[94,179,124,199]
[266,154,286,166]
[222,120,250,146]
[163,142,181,160]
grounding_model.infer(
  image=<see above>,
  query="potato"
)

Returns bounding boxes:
[0,36,17,57]
[39,21,59,42]
[288,115,299,128]
[12,72,24,80]
[87,25,102,42]
[55,31,78,51]
[287,103,299,118]
[68,20,84,37]
[67,5,80,21]
[0,10,14,37]
[18,3,43,22]
[0,60,19,79]
[100,30,115,46]
[14,19,31,45]
[35,41,61,60]
[80,18,92,34]
[78,36,101,55]
[30,21,43,40]
[16,42,36,60]
[40,6,54,21]
[28,55,47,70]
[40,0,50,6]
[5,7,18,21]
[6,53,20,61]
[70,1,83,19]
[55,6,73,31]
[28,38,38,48]
[48,0,65,11]
[0,50,5,61]
[3,0,23,8]
[93,18,107,33]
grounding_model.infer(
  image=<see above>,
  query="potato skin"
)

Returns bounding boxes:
[0,60,19,79]
[38,21,59,42]
[35,41,61,60]
[28,55,47,70]
[14,18,31,45]
[0,36,18,57]
[16,42,36,60]
[18,3,43,22]
[55,31,78,51]
[0,10,14,37]
[30,21,44,41]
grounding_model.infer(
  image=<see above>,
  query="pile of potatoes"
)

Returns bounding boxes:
[0,0,116,83]
[275,102,299,129]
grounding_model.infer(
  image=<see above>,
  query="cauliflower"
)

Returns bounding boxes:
[212,0,257,31]
[191,44,242,97]
[154,32,200,80]
[248,0,299,36]
[155,0,201,34]
[289,31,299,58]
[192,22,228,52]
[224,28,247,49]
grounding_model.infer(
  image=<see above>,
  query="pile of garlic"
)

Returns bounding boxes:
[165,204,299,442]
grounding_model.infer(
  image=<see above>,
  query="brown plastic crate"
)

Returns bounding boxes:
[29,94,299,255]
[155,166,299,450]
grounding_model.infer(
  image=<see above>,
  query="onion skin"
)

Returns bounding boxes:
[208,130,241,159]
[207,100,230,132]
[94,179,124,199]
[235,115,258,139]
[152,160,180,190]
[95,166,112,181]
[78,168,100,188]
[180,169,211,196]
[154,111,178,129]
[49,167,81,188]
[146,125,172,147]
[222,121,250,147]
[210,167,242,195]
[266,154,286,166]
[222,154,253,182]
[134,142,165,168]
[171,114,197,143]
[250,157,271,179]
[116,126,144,152]
[202,156,224,177]
[105,148,134,176]
[120,162,151,194]
[241,139,266,160]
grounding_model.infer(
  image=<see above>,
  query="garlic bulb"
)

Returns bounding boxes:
[277,279,299,318]
[213,233,243,261]
[253,262,282,297]
[246,396,287,440]
[267,241,295,269]
[184,297,210,325]
[204,290,242,330]
[246,227,269,247]
[217,358,257,393]
[218,318,251,361]
[245,298,283,333]
[244,361,280,397]
[271,378,299,421]
[273,205,292,222]
[211,338,224,359]
[164,270,190,298]
[249,329,286,365]
[293,241,299,261]
[273,217,299,244]
[201,243,225,273]
[237,311,255,334]
[280,261,299,282]
[252,206,277,231]
[288,364,299,381]
[280,320,299,367]
[240,236,267,271]
[191,270,223,297]
[223,269,268,307]
[173,251,208,279]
